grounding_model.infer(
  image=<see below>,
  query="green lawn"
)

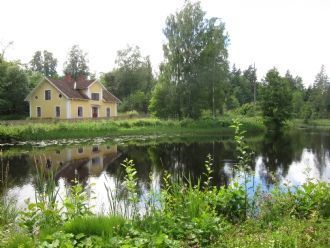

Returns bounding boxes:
[0,116,265,141]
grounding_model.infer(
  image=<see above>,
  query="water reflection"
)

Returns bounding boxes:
[1,129,330,211]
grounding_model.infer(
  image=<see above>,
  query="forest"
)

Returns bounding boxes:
[1,2,330,247]
[0,1,329,128]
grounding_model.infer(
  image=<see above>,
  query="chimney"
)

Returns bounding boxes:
[77,74,86,82]
[64,74,73,82]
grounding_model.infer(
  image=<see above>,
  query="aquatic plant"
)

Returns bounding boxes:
[1,120,330,247]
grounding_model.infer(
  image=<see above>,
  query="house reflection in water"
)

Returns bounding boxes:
[35,145,121,185]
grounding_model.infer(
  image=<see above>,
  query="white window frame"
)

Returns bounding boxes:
[91,106,99,118]
[36,106,41,117]
[45,89,51,100]
[91,93,100,101]
[55,106,60,118]
[106,107,111,118]
[77,106,83,118]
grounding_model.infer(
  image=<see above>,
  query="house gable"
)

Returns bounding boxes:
[26,78,69,118]
[25,78,69,101]
[25,77,120,119]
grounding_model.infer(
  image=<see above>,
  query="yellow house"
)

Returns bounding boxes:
[32,144,120,180]
[24,76,120,119]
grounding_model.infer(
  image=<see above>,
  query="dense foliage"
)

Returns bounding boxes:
[0,58,30,116]
[226,65,257,110]
[150,1,229,119]
[260,68,293,130]
[308,65,330,119]
[1,1,330,124]
[101,46,154,113]
[30,50,58,78]
[63,45,90,80]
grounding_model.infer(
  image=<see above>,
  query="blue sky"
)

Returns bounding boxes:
[1,0,329,86]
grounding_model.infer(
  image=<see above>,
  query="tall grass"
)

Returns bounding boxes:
[1,120,330,247]
[0,152,17,226]
[64,215,125,237]
[0,117,265,141]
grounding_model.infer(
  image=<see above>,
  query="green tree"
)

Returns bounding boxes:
[101,45,154,113]
[0,41,13,60]
[30,50,58,78]
[0,59,29,116]
[226,65,258,110]
[149,65,178,118]
[308,65,330,118]
[284,70,304,91]
[292,91,304,117]
[63,45,90,80]
[151,1,229,119]
[284,70,305,118]
[260,68,293,130]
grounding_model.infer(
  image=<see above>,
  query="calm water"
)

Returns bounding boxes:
[1,129,329,212]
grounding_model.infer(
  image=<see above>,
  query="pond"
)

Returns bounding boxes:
[1,128,329,213]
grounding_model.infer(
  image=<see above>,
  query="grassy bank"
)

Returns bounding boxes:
[0,116,264,142]
[1,121,329,247]
[292,118,330,129]
[1,159,329,247]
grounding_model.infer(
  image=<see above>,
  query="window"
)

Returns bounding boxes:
[91,93,99,101]
[92,146,99,152]
[55,106,60,117]
[92,157,100,165]
[78,147,84,153]
[37,107,41,117]
[106,108,111,118]
[78,107,83,117]
[45,90,51,100]
[92,107,98,118]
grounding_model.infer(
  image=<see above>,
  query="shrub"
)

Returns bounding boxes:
[4,233,34,248]
[64,215,125,237]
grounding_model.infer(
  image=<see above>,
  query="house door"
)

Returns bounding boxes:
[92,107,98,118]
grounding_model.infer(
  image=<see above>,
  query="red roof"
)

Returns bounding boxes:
[47,78,120,102]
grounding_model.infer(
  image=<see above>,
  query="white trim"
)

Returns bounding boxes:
[24,78,45,101]
[29,102,32,118]
[89,80,121,103]
[44,77,70,99]
[55,106,60,118]
[66,100,71,119]
[36,106,41,117]
[44,89,52,100]
[86,79,99,89]
[91,92,100,101]
[77,106,83,118]
[25,77,70,101]
[98,81,121,103]
[91,106,99,118]
[106,107,111,118]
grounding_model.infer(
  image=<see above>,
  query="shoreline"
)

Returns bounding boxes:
[0,117,264,142]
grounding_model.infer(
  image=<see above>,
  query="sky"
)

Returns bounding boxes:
[1,0,330,86]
